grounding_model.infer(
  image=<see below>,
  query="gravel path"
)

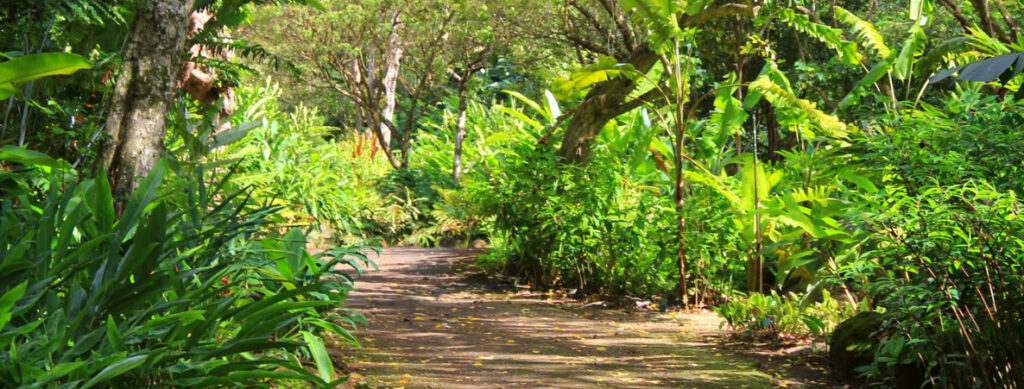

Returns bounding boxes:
[334,248,773,388]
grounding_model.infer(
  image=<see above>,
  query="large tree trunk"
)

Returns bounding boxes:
[555,47,659,163]
[100,0,195,203]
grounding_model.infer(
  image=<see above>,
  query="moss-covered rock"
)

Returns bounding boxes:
[829,311,883,380]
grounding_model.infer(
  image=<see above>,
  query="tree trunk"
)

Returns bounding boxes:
[555,47,658,163]
[380,14,404,151]
[452,79,469,181]
[100,0,195,204]
[671,40,689,308]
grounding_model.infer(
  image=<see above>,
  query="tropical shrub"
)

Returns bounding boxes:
[470,141,679,296]
[713,290,859,339]
[831,92,1024,386]
[0,150,371,387]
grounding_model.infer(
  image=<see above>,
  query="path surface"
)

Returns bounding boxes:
[336,248,773,388]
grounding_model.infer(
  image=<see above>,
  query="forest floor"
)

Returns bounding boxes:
[332,248,835,388]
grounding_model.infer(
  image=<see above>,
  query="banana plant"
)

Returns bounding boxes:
[0,52,91,101]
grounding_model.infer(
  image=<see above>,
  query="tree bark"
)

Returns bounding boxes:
[555,3,753,163]
[556,47,659,163]
[380,13,404,151]
[100,0,195,203]
[452,78,469,181]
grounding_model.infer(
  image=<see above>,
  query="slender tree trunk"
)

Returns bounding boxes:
[352,61,365,134]
[452,78,469,181]
[672,40,689,308]
[380,13,404,151]
[100,0,195,204]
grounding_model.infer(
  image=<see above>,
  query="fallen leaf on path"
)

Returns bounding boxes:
[477,355,494,360]
[595,346,607,351]
[506,339,515,343]
[473,362,483,366]
[413,316,425,321]
[398,379,410,384]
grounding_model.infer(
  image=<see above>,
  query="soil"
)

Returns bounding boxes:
[331,248,837,388]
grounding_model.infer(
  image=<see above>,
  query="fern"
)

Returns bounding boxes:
[749,77,850,138]
[834,6,890,59]
[56,0,127,26]
[775,7,861,67]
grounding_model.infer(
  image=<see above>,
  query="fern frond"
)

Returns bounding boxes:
[776,7,861,67]
[834,6,890,59]
[749,77,850,138]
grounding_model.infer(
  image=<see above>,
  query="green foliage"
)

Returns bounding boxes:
[0,52,91,100]
[469,141,678,296]
[712,291,858,338]
[0,151,371,387]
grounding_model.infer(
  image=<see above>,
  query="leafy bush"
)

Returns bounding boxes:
[470,142,679,296]
[854,183,1024,386]
[216,79,393,244]
[0,151,371,387]
[833,92,1024,386]
[712,291,858,339]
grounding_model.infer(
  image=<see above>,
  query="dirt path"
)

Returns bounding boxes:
[335,248,774,388]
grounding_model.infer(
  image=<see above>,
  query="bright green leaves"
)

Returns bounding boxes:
[302,331,333,382]
[0,52,91,100]
[621,0,682,51]
[0,282,26,330]
[0,145,71,170]
[834,7,890,59]
[748,76,850,138]
[909,0,934,26]
[708,74,747,169]
[893,25,928,80]
[776,8,861,67]
[552,56,640,98]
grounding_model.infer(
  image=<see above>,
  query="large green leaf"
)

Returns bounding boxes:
[81,355,147,389]
[0,281,26,330]
[0,145,70,170]
[0,83,14,100]
[302,331,333,382]
[0,52,91,85]
[893,25,927,80]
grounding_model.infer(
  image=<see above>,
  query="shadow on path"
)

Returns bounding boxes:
[333,248,772,388]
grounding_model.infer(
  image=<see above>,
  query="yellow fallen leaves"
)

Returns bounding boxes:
[413,316,425,321]
[595,346,607,351]
[714,353,723,357]
[397,379,410,384]
[349,373,364,380]
[434,323,444,329]
[473,362,483,366]
[506,339,515,344]
[477,355,494,360]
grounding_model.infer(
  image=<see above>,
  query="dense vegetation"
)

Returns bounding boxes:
[2,0,1024,387]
